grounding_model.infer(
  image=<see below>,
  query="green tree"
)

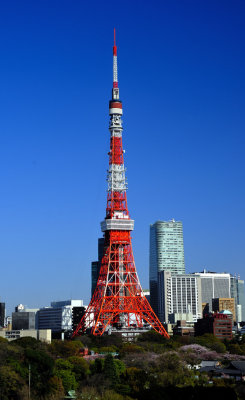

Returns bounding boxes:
[55,358,78,393]
[228,343,243,355]
[90,358,104,374]
[137,330,168,343]
[68,356,90,381]
[0,365,25,400]
[120,343,145,355]
[195,334,226,353]
[123,367,148,394]
[104,354,119,385]
[152,352,196,387]
[114,359,126,376]
[49,339,83,358]
[55,369,78,392]
[55,358,73,371]
[48,376,65,399]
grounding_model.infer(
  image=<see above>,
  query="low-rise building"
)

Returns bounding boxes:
[38,299,86,337]
[195,313,232,340]
[172,320,195,336]
[0,329,51,343]
[212,298,236,322]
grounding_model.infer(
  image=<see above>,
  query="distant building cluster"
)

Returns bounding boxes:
[0,299,87,342]
[149,219,245,340]
[1,219,244,342]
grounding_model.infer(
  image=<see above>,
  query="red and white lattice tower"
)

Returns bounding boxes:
[73,30,169,338]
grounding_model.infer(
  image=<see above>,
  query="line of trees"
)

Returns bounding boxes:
[0,332,244,399]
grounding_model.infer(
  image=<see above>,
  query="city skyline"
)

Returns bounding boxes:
[0,1,244,314]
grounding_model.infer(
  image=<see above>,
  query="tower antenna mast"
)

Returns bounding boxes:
[73,31,169,339]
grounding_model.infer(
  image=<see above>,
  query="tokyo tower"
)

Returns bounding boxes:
[73,31,169,339]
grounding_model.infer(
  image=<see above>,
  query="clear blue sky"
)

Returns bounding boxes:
[0,1,244,314]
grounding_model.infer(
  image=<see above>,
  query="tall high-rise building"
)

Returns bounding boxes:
[149,220,185,314]
[158,271,202,323]
[91,238,105,297]
[236,278,245,322]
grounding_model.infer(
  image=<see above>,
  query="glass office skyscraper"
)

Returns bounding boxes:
[149,219,185,314]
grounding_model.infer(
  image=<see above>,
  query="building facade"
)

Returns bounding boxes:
[0,303,5,327]
[12,305,39,330]
[0,329,51,343]
[230,276,245,322]
[38,300,85,335]
[91,238,105,297]
[194,271,231,312]
[237,279,245,322]
[158,271,202,324]
[150,220,185,314]
[195,313,232,340]
[12,312,36,330]
[212,298,236,322]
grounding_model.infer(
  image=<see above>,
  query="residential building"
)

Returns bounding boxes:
[212,298,236,322]
[0,303,5,327]
[158,271,202,324]
[150,220,185,314]
[195,313,232,340]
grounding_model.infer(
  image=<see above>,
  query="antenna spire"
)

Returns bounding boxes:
[112,29,118,95]
[113,28,117,56]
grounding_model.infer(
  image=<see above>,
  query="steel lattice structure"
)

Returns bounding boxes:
[73,31,169,339]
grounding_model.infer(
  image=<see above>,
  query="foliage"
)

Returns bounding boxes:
[99,345,118,353]
[0,365,25,400]
[152,352,196,387]
[77,387,133,400]
[55,368,78,392]
[55,358,73,370]
[104,354,120,385]
[0,332,244,399]
[123,367,148,394]
[88,334,123,350]
[90,357,104,374]
[49,339,83,358]
[24,347,55,396]
[195,334,226,353]
[68,356,90,380]
[120,343,145,355]
[137,330,169,343]
[47,376,65,399]
[13,336,42,349]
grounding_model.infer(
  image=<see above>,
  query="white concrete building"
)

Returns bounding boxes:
[158,271,202,323]
[193,270,231,311]
[38,300,85,333]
